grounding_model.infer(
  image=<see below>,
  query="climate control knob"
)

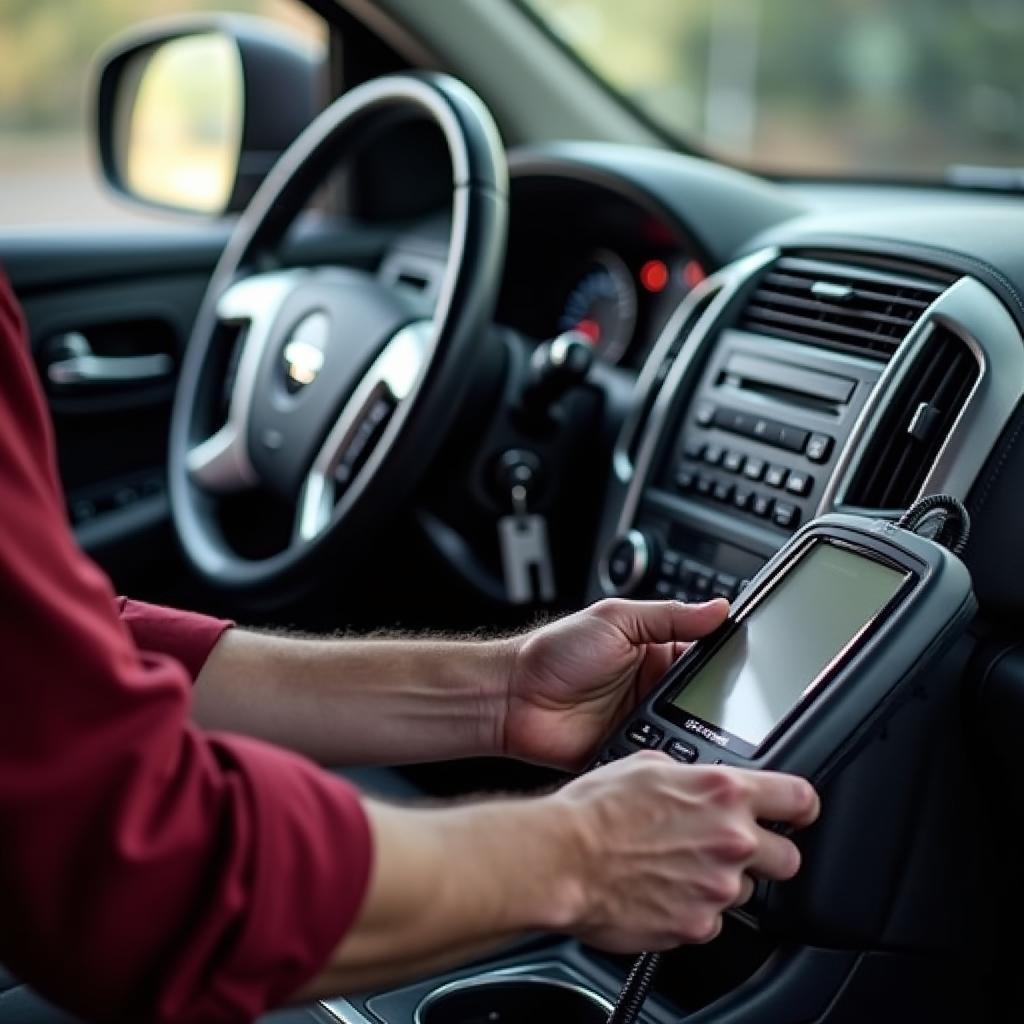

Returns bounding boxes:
[601,530,655,595]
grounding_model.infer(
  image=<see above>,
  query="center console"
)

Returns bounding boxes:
[590,247,1022,616]
[321,246,1022,1024]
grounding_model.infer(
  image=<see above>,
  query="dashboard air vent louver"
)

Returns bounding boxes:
[844,327,980,511]
[741,255,949,361]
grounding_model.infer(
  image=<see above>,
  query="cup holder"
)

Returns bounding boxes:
[414,973,612,1024]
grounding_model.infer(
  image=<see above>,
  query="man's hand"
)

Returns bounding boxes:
[501,598,729,770]
[300,755,820,995]
[554,754,821,950]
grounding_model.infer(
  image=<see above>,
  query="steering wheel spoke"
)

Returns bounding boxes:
[186,423,255,493]
[296,319,433,542]
[186,270,303,495]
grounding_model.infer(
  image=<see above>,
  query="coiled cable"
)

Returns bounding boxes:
[896,493,971,555]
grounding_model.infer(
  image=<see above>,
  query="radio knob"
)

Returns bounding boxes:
[602,530,655,595]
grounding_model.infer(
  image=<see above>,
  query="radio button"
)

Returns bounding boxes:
[743,457,766,481]
[764,465,788,489]
[664,738,699,763]
[626,720,665,749]
[660,551,682,578]
[695,474,715,496]
[751,493,774,518]
[751,417,780,444]
[684,440,705,461]
[806,433,834,463]
[603,531,655,595]
[692,572,713,598]
[703,443,725,466]
[695,402,716,427]
[675,467,696,491]
[776,424,810,453]
[733,487,753,511]
[722,450,745,474]
[786,471,813,496]
[682,560,714,597]
[714,407,753,434]
[713,572,738,599]
[713,481,734,503]
[773,502,800,529]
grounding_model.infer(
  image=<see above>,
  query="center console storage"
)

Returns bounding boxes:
[412,972,610,1024]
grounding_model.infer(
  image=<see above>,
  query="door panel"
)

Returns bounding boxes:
[1,220,395,604]
[3,231,225,600]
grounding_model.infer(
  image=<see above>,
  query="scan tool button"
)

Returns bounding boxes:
[664,738,699,763]
[626,720,665,749]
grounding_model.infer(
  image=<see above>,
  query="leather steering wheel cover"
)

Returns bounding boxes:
[168,73,508,595]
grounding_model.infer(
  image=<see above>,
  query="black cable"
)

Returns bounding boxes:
[607,951,661,1024]
[896,493,971,555]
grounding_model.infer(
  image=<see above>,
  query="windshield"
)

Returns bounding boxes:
[524,0,1024,182]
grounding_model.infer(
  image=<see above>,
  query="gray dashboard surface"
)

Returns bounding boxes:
[509,141,1024,324]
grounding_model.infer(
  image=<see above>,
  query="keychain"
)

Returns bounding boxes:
[498,483,556,604]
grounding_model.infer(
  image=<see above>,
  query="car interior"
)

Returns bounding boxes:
[3,1,1024,1021]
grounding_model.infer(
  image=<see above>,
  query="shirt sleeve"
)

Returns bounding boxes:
[0,270,373,1023]
[114,597,233,680]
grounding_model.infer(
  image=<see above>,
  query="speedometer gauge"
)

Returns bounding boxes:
[558,250,638,364]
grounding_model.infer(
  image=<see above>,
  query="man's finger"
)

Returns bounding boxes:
[595,597,729,646]
[733,873,756,907]
[745,771,820,829]
[748,829,802,881]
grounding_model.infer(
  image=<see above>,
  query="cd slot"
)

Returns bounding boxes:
[719,352,856,415]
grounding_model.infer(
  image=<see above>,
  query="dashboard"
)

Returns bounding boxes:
[496,174,708,369]
[491,144,1024,628]
[378,138,1024,626]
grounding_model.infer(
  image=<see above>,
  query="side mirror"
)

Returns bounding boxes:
[95,16,324,217]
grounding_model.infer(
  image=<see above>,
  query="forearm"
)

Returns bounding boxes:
[296,793,581,997]
[192,628,513,765]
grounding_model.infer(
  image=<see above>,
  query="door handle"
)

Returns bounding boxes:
[45,332,174,391]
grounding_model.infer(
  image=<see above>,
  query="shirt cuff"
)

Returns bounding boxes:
[115,598,233,680]
[178,736,374,1022]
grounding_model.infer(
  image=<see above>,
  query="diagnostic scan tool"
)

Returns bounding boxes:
[595,509,976,781]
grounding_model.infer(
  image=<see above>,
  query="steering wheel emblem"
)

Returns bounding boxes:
[282,311,329,393]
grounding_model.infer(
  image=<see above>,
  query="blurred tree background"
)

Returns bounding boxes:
[3,0,1024,226]
[528,0,1024,176]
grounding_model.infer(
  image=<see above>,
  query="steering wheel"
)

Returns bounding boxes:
[168,73,508,596]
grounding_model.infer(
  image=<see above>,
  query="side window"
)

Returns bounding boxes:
[0,1,326,230]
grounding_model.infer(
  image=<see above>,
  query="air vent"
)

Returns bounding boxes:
[741,255,949,361]
[844,327,980,510]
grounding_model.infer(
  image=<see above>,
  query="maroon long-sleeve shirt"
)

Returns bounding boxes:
[0,271,371,1022]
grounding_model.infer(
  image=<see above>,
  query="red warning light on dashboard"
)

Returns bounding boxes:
[575,318,602,343]
[640,259,669,293]
[683,259,707,289]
